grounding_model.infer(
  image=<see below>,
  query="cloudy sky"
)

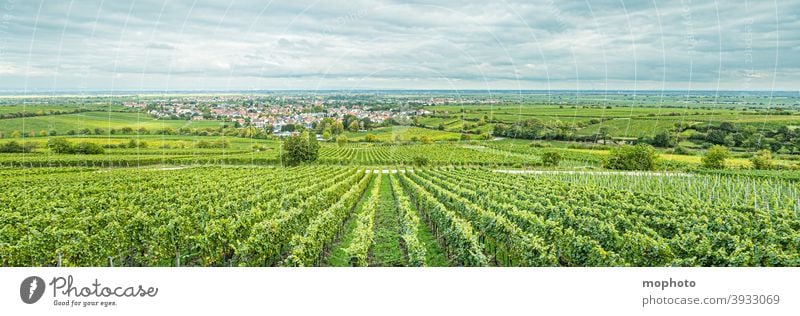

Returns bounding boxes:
[0,0,797,91]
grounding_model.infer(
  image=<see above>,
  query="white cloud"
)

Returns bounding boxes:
[0,0,797,91]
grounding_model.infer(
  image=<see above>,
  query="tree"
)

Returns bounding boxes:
[11,130,21,138]
[541,151,562,167]
[750,149,773,170]
[281,124,296,132]
[342,114,358,129]
[72,142,105,154]
[330,121,345,135]
[348,121,360,132]
[437,123,446,131]
[322,130,332,141]
[48,138,73,154]
[281,131,319,166]
[604,144,657,170]
[598,127,611,145]
[412,156,429,166]
[420,135,433,144]
[706,129,728,145]
[307,131,319,157]
[361,118,373,130]
[701,145,730,169]
[651,131,676,148]
[316,118,335,134]
[719,122,737,132]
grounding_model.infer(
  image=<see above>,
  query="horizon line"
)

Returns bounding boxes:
[0,89,797,94]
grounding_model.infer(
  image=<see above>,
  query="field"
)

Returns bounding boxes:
[0,111,222,135]
[1,94,799,267]
[422,104,800,138]
[2,166,798,267]
[2,135,792,169]
[344,126,461,142]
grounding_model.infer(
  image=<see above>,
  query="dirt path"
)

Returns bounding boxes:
[492,170,694,177]
[365,169,414,173]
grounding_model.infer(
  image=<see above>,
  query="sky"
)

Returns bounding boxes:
[0,0,797,92]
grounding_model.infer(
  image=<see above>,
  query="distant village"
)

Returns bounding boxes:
[122,94,443,135]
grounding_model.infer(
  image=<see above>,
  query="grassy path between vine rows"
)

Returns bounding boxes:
[369,174,407,266]
[415,215,450,266]
[393,174,450,267]
[323,175,377,267]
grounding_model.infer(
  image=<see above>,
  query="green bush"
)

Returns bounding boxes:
[47,138,104,154]
[750,149,773,170]
[701,145,730,169]
[604,144,657,170]
[47,138,73,154]
[336,136,348,147]
[530,141,551,148]
[364,134,379,142]
[412,156,429,167]
[672,146,692,155]
[540,151,562,167]
[281,131,320,166]
[72,142,105,155]
[0,141,36,153]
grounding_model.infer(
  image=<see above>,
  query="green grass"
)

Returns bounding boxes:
[345,126,461,142]
[575,117,687,137]
[428,105,727,119]
[324,175,378,267]
[0,135,279,152]
[0,105,118,114]
[0,111,222,135]
[409,197,449,266]
[369,174,408,266]
[424,104,800,138]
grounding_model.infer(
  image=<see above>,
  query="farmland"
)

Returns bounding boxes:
[0,111,222,135]
[1,92,800,267]
[1,166,798,267]
[421,104,800,138]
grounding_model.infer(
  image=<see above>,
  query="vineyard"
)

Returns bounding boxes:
[1,166,798,267]
[0,141,569,168]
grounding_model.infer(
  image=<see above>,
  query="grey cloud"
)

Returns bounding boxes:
[0,0,797,91]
